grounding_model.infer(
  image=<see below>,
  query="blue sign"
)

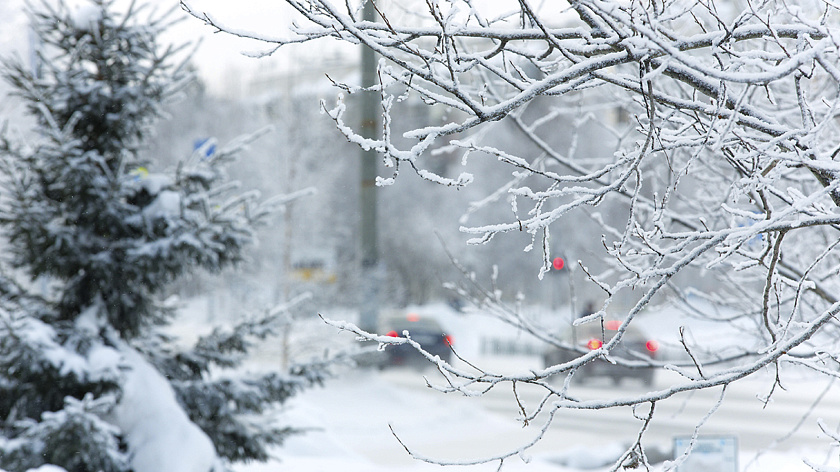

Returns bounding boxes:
[193,138,217,159]
[674,435,738,472]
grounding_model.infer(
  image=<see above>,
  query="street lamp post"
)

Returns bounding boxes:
[358,0,380,333]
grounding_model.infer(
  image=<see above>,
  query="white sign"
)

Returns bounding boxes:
[673,436,738,472]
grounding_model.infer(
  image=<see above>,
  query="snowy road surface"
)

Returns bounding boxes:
[386,366,840,452]
[235,365,840,472]
[170,301,840,471]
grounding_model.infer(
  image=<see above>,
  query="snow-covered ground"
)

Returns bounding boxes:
[166,299,839,472]
[234,367,837,472]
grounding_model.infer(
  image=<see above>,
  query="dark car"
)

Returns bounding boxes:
[543,320,658,384]
[381,313,453,369]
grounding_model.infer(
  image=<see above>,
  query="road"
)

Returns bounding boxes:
[378,362,840,461]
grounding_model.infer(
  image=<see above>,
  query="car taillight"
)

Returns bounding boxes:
[587,338,603,350]
[386,330,399,338]
[444,334,454,346]
[605,320,622,330]
[646,340,659,353]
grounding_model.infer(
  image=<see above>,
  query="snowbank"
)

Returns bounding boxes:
[109,346,219,472]
[25,467,67,472]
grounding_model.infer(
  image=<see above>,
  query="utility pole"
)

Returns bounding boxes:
[358,0,380,332]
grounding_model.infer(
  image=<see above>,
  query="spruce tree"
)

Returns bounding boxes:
[0,1,325,470]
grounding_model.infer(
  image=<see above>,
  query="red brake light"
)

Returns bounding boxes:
[646,340,659,352]
[406,312,420,322]
[587,338,603,350]
[386,330,399,337]
[604,320,621,330]
[444,334,454,346]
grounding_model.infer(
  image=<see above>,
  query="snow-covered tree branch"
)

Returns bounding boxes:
[185,0,840,468]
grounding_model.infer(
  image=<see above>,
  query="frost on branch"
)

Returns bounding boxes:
[189,0,840,468]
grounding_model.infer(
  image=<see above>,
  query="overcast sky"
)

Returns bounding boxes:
[0,0,569,98]
[0,0,306,97]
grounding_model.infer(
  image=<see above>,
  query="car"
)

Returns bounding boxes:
[381,312,453,369]
[542,320,659,385]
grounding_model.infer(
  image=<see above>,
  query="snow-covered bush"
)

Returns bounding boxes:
[0,1,326,470]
